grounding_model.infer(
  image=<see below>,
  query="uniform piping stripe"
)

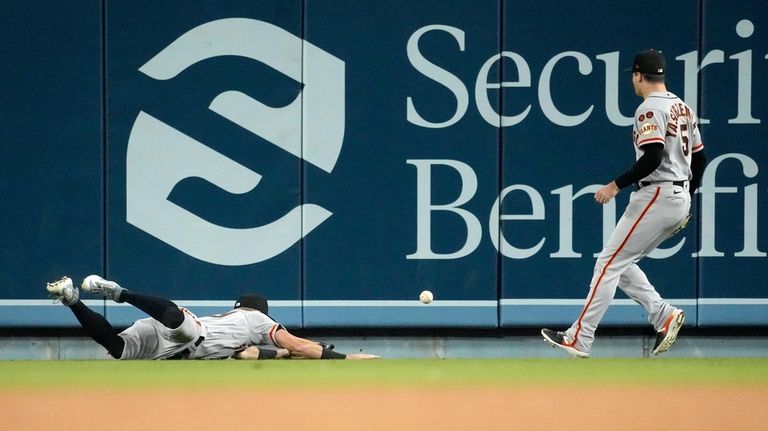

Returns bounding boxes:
[569,186,661,347]
[269,324,280,347]
[637,137,665,146]
[692,143,704,151]
[181,307,202,328]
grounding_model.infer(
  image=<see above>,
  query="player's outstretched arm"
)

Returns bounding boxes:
[288,343,379,360]
[274,329,379,359]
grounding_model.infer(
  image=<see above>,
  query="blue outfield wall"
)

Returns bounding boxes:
[1,1,105,324]
[1,0,766,328]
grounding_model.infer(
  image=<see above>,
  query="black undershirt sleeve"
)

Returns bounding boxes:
[613,142,664,189]
[689,149,707,195]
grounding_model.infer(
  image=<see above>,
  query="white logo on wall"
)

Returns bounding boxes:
[126,18,345,265]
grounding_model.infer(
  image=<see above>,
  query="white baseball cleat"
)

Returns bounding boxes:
[46,276,79,306]
[652,309,685,355]
[81,275,125,302]
[541,328,590,358]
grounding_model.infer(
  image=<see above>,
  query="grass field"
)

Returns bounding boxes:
[4,358,768,430]
[2,357,768,388]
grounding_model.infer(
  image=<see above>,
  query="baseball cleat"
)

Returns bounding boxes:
[652,309,685,355]
[541,328,589,358]
[46,276,79,306]
[81,275,125,302]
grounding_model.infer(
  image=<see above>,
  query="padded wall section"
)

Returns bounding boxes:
[698,1,768,325]
[499,0,702,327]
[0,1,765,329]
[104,0,304,326]
[0,0,104,326]
[302,0,501,326]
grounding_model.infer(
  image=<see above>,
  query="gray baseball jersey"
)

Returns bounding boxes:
[633,91,704,182]
[188,308,281,359]
[563,91,704,354]
[118,307,280,360]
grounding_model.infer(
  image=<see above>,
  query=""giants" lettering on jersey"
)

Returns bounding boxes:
[639,122,658,135]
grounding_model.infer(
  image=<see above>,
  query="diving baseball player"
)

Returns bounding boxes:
[542,49,707,357]
[46,275,378,360]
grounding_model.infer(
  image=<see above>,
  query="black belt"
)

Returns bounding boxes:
[168,336,204,360]
[637,180,686,189]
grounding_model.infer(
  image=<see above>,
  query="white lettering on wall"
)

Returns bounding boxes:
[696,153,765,258]
[406,25,468,128]
[407,154,763,260]
[407,19,765,129]
[406,159,481,259]
[475,52,532,127]
[539,51,594,127]
[489,185,545,259]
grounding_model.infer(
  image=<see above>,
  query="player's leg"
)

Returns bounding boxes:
[82,275,184,329]
[558,209,646,354]
[560,188,669,354]
[69,301,125,358]
[557,248,622,354]
[46,277,125,358]
[620,264,686,356]
[117,309,202,360]
[624,186,689,354]
[570,187,686,351]
[618,264,677,330]
[619,250,686,355]
[120,291,185,329]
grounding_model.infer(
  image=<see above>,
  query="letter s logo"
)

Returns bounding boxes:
[126,18,345,265]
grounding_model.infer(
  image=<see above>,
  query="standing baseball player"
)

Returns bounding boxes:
[541,49,707,357]
[46,275,378,360]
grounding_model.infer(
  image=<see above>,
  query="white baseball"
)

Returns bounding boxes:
[419,290,433,304]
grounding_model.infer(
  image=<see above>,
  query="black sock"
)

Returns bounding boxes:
[69,301,125,358]
[120,291,184,329]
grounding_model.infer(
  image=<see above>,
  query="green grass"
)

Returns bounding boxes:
[2,358,768,389]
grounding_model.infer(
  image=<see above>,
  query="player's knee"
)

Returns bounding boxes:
[109,340,126,359]
[161,307,184,329]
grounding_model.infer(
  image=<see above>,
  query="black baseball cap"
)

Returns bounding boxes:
[625,49,666,75]
[234,293,269,314]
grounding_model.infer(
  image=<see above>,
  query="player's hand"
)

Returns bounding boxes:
[345,353,380,360]
[594,182,619,204]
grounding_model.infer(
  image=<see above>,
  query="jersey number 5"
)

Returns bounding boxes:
[680,123,690,156]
